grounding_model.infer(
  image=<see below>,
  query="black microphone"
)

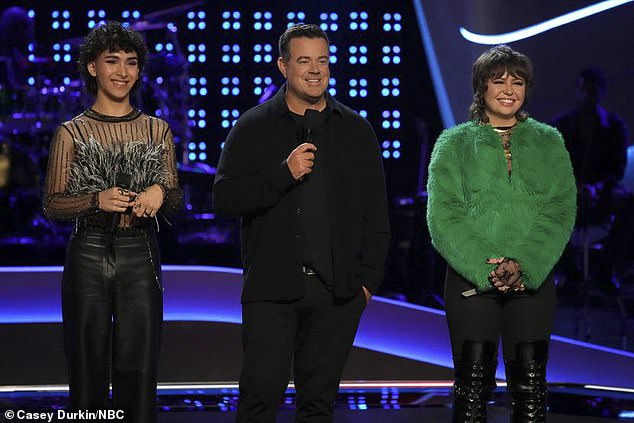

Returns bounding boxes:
[111,172,132,232]
[303,109,321,143]
[117,172,132,191]
[296,110,323,182]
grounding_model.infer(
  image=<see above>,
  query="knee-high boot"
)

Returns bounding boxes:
[506,341,549,423]
[452,339,498,423]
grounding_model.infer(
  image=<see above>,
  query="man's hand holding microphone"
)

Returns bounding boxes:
[287,143,317,181]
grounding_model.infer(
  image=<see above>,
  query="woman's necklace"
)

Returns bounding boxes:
[493,123,517,177]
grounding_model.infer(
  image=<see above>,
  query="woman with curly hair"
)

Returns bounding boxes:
[43,21,181,422]
[426,45,576,422]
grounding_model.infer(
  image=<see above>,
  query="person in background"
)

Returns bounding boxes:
[213,24,390,422]
[426,45,576,422]
[552,67,631,287]
[43,21,181,422]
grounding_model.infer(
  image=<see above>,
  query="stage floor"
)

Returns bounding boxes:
[1,383,633,422]
[2,266,634,421]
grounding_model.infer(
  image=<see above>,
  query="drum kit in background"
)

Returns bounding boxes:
[0,2,203,240]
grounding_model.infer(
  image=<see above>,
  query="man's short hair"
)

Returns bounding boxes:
[278,24,329,61]
[77,21,147,96]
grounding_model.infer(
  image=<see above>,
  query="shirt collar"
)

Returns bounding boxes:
[271,83,344,119]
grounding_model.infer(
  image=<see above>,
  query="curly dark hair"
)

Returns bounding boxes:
[469,45,533,123]
[278,24,329,62]
[77,21,147,96]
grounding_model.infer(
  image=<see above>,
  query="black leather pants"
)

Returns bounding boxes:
[62,227,162,423]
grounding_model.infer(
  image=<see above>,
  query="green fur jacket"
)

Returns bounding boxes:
[426,118,576,292]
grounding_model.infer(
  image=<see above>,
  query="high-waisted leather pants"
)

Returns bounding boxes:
[62,226,162,423]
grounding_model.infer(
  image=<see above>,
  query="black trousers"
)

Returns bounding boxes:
[444,266,556,363]
[236,275,367,423]
[62,227,162,423]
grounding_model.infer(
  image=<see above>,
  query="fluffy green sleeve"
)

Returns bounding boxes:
[426,129,500,291]
[508,130,577,289]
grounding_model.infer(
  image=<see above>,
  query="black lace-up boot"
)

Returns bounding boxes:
[452,339,498,423]
[506,341,549,422]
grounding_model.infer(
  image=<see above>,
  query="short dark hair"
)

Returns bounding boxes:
[278,24,329,61]
[469,45,533,123]
[77,21,147,96]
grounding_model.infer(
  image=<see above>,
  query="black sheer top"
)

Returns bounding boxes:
[43,108,182,228]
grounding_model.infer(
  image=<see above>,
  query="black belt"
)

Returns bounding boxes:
[302,265,318,276]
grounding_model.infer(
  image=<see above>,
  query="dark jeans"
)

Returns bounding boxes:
[62,227,162,423]
[444,266,556,363]
[236,276,367,423]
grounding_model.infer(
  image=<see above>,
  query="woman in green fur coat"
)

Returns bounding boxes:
[426,45,576,422]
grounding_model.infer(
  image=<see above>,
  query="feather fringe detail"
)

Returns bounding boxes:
[67,137,168,195]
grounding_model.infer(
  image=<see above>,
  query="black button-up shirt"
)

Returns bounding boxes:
[213,85,390,302]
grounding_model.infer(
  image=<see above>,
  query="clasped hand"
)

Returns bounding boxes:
[99,184,164,218]
[486,257,525,293]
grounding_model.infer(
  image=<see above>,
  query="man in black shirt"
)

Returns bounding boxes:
[213,24,390,422]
